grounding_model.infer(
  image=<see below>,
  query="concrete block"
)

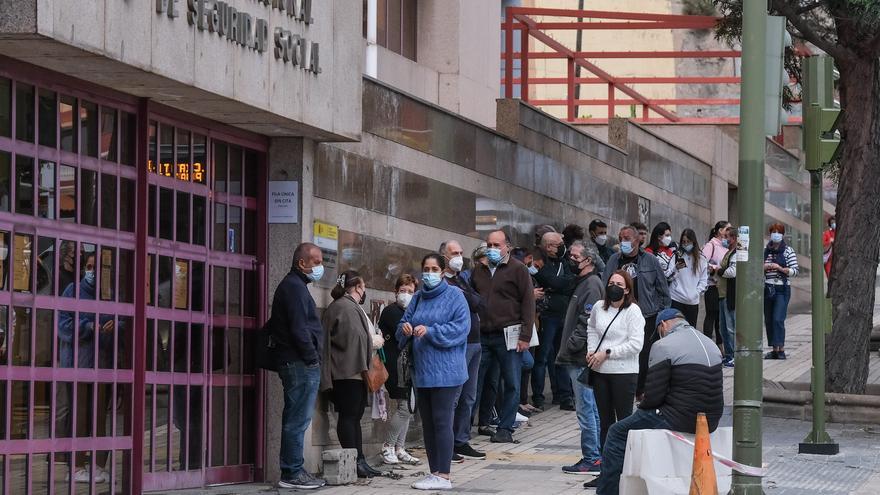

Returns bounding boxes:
[322,448,357,485]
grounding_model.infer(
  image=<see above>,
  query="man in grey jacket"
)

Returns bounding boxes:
[602,225,671,400]
[587,308,723,493]
[555,241,605,475]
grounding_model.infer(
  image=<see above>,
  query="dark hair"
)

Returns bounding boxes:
[680,228,701,275]
[768,222,786,234]
[395,274,418,292]
[291,242,320,271]
[510,246,529,262]
[604,270,636,310]
[488,229,511,244]
[421,253,446,271]
[561,224,585,247]
[708,220,729,242]
[827,216,835,227]
[647,222,672,254]
[589,219,607,233]
[330,270,363,300]
[630,221,648,233]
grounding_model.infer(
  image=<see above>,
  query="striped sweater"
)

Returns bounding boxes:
[763,243,798,286]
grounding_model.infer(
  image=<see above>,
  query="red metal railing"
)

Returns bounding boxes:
[501,7,754,124]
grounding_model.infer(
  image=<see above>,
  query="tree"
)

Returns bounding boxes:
[714,0,880,394]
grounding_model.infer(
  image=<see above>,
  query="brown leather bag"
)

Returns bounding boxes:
[364,353,389,393]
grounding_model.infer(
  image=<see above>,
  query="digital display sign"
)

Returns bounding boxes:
[148,160,206,184]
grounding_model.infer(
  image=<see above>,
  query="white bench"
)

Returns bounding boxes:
[619,427,733,495]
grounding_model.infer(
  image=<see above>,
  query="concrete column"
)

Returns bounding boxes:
[264,137,316,481]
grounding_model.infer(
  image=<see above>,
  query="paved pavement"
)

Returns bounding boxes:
[155,406,880,494]
[156,306,880,494]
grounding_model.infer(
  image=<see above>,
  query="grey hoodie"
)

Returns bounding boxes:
[557,271,605,367]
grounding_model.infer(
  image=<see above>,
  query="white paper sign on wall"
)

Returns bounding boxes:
[268,181,299,224]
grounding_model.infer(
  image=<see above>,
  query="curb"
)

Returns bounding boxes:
[762,383,880,424]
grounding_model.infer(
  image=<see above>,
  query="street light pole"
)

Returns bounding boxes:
[731,0,767,493]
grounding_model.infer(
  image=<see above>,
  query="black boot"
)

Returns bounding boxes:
[357,458,382,478]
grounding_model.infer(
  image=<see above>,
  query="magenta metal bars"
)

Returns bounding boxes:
[0,57,269,495]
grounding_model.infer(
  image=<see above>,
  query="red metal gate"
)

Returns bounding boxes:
[0,57,267,495]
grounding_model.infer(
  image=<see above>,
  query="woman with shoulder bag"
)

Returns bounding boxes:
[378,274,421,466]
[586,270,645,445]
[320,270,384,478]
[397,254,470,491]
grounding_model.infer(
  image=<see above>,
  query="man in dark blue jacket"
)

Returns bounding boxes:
[271,242,326,490]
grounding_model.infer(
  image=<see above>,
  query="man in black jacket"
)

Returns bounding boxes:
[588,308,723,494]
[271,242,327,490]
[532,231,576,410]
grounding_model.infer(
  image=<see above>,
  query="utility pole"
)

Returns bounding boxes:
[799,55,840,455]
[731,0,767,493]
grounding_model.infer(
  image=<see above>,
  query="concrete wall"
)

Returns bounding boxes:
[375,0,500,128]
[0,0,363,141]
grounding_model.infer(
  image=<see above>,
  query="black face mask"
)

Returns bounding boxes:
[359,290,367,305]
[606,284,625,302]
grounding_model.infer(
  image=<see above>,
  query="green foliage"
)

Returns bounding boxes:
[682,0,717,16]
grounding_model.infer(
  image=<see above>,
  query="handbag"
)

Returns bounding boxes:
[364,353,389,392]
[577,308,623,387]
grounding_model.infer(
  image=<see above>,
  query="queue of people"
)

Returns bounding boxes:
[266,216,795,491]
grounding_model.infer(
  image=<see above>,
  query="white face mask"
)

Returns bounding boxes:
[397,292,413,309]
[448,255,464,272]
[661,235,673,247]
[595,235,607,246]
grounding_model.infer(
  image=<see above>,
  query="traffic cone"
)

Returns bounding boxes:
[689,412,718,495]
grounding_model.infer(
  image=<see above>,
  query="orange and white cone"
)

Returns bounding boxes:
[689,412,718,495]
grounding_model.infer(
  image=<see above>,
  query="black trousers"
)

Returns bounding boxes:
[330,379,368,459]
[672,300,699,327]
[703,286,722,344]
[635,315,658,397]
[591,372,638,446]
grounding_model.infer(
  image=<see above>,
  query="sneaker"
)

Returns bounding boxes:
[451,453,465,464]
[396,448,421,465]
[584,477,599,489]
[585,459,601,474]
[560,401,576,411]
[562,458,595,475]
[515,412,529,423]
[381,444,400,465]
[278,471,326,490]
[517,406,533,417]
[490,429,518,444]
[723,359,735,368]
[777,351,787,360]
[477,425,496,437]
[764,351,778,360]
[412,474,452,490]
[73,468,106,484]
[455,443,486,460]
[532,402,545,412]
[522,403,540,413]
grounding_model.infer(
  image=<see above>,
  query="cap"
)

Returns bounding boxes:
[656,308,685,328]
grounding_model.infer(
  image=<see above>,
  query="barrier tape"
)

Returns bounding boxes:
[665,430,767,478]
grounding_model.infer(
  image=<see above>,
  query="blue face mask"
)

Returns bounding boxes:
[305,264,324,282]
[84,270,96,285]
[620,241,634,256]
[721,239,730,248]
[770,232,783,244]
[527,264,538,276]
[682,244,693,253]
[422,272,442,289]
[486,248,503,265]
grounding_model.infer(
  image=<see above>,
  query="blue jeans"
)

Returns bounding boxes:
[597,408,670,495]
[567,366,602,463]
[531,315,572,406]
[453,343,482,446]
[720,298,736,361]
[278,361,321,478]
[476,334,523,432]
[764,284,791,347]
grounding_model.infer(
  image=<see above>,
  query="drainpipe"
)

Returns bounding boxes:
[365,0,378,77]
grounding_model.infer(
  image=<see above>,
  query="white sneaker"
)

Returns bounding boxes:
[381,445,400,465]
[396,448,421,465]
[411,474,452,490]
[515,412,529,423]
[74,467,109,484]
